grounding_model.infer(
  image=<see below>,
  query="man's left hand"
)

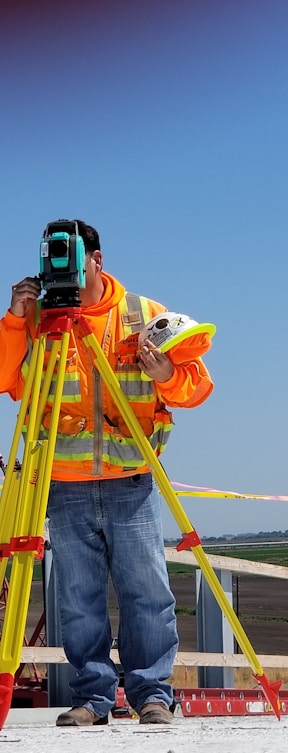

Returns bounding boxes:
[137,339,174,382]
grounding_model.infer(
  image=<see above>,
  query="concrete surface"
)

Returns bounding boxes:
[2,707,288,753]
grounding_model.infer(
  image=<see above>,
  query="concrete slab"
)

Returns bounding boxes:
[2,708,288,753]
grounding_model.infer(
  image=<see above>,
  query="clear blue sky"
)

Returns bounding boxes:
[1,0,288,538]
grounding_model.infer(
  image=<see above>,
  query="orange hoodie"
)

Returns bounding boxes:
[0,272,214,480]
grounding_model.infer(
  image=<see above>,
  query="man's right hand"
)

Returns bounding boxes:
[10,277,41,318]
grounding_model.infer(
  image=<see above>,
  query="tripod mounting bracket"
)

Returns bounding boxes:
[0,535,44,562]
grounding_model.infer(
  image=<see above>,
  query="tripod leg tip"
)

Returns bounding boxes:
[0,673,14,730]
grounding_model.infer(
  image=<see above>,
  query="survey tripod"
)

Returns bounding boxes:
[0,307,282,727]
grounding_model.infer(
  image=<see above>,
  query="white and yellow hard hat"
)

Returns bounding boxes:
[138,312,216,354]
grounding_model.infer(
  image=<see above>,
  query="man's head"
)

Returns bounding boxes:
[74,219,101,254]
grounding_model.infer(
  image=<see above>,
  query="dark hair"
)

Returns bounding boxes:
[43,218,101,253]
[74,219,101,253]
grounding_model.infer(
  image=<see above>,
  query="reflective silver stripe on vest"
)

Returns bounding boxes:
[44,372,81,403]
[35,422,171,464]
[116,294,153,400]
[36,429,94,457]
[116,372,154,401]
[124,293,145,330]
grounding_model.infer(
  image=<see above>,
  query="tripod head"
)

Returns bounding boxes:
[39,219,86,308]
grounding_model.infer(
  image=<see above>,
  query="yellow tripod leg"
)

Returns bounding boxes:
[0,471,21,597]
[0,440,48,667]
[0,337,43,539]
[0,331,70,728]
[81,324,281,720]
[0,336,62,593]
[0,336,43,712]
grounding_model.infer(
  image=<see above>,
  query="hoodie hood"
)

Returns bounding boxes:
[80,272,125,317]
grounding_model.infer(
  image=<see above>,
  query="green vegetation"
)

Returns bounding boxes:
[167,562,196,575]
[175,606,196,616]
[203,543,288,566]
[166,542,288,573]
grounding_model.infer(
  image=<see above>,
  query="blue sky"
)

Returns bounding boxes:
[1,0,288,538]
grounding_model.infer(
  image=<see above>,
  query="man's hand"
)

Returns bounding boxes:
[137,339,174,383]
[10,277,41,318]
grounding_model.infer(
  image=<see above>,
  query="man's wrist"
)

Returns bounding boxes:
[8,306,25,318]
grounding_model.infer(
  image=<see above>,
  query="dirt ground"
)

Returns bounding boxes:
[171,573,288,655]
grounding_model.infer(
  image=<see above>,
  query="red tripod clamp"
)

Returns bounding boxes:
[176,530,202,551]
[37,307,81,339]
[0,536,44,562]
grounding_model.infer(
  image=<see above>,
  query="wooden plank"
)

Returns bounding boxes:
[20,647,288,669]
[165,547,288,579]
[174,652,288,668]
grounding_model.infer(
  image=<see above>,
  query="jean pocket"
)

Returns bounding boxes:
[49,480,60,490]
[130,472,153,487]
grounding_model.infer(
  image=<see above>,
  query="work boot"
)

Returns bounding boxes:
[139,702,174,724]
[56,706,109,727]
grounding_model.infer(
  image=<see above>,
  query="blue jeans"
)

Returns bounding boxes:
[47,473,178,716]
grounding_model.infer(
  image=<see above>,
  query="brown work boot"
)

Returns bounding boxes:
[56,706,108,727]
[139,702,174,724]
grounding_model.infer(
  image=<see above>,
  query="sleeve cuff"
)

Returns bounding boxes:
[155,366,178,390]
[4,310,26,329]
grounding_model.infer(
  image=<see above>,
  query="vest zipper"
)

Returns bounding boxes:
[92,308,113,475]
[93,368,103,475]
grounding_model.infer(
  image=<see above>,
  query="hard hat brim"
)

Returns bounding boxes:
[158,322,216,353]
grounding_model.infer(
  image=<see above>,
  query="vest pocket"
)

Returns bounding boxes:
[42,411,87,436]
[104,408,173,440]
[105,414,154,438]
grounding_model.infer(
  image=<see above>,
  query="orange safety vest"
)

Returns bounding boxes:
[21,291,176,480]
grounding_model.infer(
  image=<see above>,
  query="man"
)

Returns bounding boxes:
[0,219,214,726]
